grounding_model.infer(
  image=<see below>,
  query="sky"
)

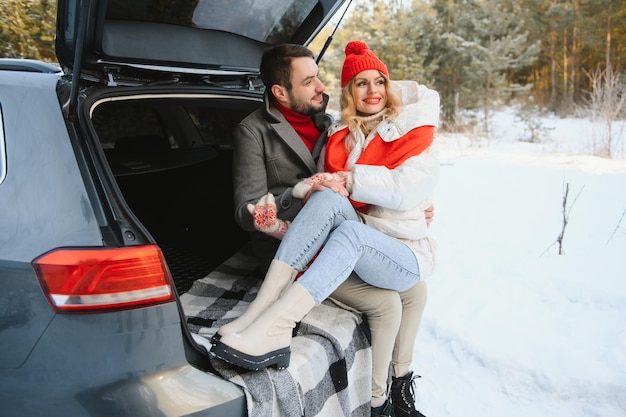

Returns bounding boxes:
[412,108,626,417]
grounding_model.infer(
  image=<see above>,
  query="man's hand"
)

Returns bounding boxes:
[425,204,434,227]
[247,193,290,239]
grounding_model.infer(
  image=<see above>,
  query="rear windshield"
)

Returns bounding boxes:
[105,0,319,44]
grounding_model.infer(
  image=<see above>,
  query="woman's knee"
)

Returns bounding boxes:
[307,188,355,213]
[308,187,344,204]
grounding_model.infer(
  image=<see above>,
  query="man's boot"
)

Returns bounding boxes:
[391,371,426,417]
[213,259,297,342]
[210,282,315,371]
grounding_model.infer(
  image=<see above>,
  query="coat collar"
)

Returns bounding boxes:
[262,91,333,167]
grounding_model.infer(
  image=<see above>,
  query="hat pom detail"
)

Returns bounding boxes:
[345,40,369,56]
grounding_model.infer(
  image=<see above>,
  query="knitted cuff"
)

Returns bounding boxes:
[344,171,354,193]
[267,220,290,240]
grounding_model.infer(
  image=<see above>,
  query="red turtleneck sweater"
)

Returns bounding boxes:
[273,100,321,152]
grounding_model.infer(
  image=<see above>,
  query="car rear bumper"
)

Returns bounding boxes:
[0,302,246,417]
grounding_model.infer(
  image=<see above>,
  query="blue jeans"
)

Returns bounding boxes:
[276,188,421,304]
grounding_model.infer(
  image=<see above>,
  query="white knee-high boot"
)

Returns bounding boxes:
[215,259,297,340]
[210,282,316,371]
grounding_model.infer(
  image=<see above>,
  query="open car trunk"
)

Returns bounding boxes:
[89,91,262,295]
[56,0,351,297]
[83,86,373,417]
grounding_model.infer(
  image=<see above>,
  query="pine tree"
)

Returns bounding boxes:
[438,0,540,134]
[0,0,56,61]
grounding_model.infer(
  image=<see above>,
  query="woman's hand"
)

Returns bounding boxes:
[425,204,434,227]
[293,172,352,204]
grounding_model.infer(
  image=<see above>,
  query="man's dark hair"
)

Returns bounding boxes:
[260,44,315,91]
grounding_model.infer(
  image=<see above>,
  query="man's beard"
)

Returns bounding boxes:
[288,92,324,116]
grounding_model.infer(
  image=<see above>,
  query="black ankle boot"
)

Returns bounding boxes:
[371,399,395,417]
[391,371,426,417]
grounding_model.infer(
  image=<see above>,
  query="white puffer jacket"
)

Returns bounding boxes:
[323,81,441,278]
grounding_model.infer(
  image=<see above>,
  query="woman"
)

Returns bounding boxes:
[211,40,439,417]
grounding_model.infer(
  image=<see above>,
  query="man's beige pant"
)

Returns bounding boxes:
[330,274,427,407]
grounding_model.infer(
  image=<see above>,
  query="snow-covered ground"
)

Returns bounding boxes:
[414,108,626,417]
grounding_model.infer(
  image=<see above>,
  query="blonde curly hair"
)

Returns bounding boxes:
[339,73,402,149]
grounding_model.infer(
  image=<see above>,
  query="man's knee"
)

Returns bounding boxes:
[330,274,402,319]
[399,280,427,311]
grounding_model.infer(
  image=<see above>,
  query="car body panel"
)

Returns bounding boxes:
[0,71,103,263]
[0,261,55,370]
[0,58,61,73]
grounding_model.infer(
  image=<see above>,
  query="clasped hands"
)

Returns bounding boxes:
[248,172,434,239]
[292,172,350,204]
[291,172,434,226]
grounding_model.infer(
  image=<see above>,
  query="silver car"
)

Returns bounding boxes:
[0,0,347,415]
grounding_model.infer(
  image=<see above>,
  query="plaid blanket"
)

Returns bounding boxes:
[180,249,372,417]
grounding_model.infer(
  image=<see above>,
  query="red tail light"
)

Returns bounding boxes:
[32,245,176,313]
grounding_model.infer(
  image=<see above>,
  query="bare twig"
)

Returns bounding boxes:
[555,182,570,255]
[606,207,626,245]
[542,180,584,256]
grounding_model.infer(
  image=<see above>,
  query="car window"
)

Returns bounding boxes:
[0,105,6,185]
[105,0,319,43]
[92,99,260,150]
[92,102,167,150]
[186,105,258,148]
[90,97,262,176]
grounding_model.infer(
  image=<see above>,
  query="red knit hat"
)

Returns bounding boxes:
[340,40,389,88]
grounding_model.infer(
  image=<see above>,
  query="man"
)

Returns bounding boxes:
[227,44,430,417]
[232,44,333,268]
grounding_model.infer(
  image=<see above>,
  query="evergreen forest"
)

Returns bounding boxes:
[2,0,625,130]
